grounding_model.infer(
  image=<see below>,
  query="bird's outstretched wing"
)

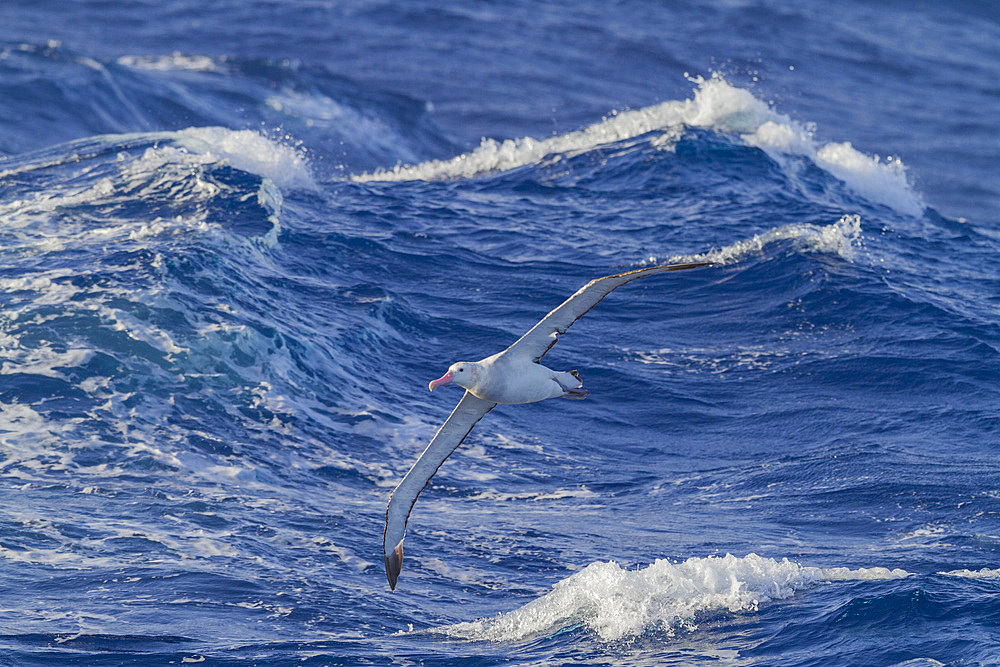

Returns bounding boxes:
[383,390,497,591]
[504,261,713,363]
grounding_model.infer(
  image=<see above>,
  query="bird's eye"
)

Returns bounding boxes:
[458,368,464,373]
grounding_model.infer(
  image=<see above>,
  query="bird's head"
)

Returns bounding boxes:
[429,361,479,392]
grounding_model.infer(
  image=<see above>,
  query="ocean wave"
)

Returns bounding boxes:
[0,126,333,491]
[352,75,923,216]
[0,129,309,275]
[424,553,911,643]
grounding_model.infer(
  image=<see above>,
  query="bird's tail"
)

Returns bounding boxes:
[557,370,587,399]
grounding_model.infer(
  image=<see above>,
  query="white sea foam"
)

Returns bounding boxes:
[468,487,598,502]
[171,127,315,190]
[4,126,311,198]
[96,304,188,357]
[117,52,224,73]
[649,213,862,267]
[813,143,918,214]
[0,545,119,570]
[353,75,922,216]
[810,565,912,581]
[0,346,93,379]
[353,88,693,183]
[0,402,81,479]
[939,568,1000,579]
[893,525,953,550]
[630,344,803,376]
[0,513,241,570]
[427,553,911,643]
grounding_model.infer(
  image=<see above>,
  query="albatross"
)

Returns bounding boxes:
[383,260,713,590]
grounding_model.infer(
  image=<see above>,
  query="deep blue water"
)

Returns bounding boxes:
[1,1,999,665]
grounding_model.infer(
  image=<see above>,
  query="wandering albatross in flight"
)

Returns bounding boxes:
[383,260,713,590]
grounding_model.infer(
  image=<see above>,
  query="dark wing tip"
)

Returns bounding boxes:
[385,542,403,591]
[603,261,715,282]
[664,261,715,271]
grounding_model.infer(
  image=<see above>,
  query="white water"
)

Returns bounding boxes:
[653,213,863,266]
[938,568,1000,579]
[171,126,315,190]
[425,553,911,643]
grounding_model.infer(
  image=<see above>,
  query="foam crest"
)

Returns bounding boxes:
[353,75,922,216]
[468,487,598,502]
[653,214,862,266]
[429,554,911,643]
[939,568,1000,579]
[352,77,727,183]
[0,127,312,192]
[808,565,911,581]
[813,143,920,216]
[117,52,224,73]
[0,128,305,258]
[171,127,315,190]
[744,117,923,215]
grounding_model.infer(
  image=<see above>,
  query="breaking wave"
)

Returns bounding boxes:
[658,213,863,266]
[424,553,913,643]
[353,75,923,217]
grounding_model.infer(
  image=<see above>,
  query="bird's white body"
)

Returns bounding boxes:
[382,260,713,590]
[440,353,584,404]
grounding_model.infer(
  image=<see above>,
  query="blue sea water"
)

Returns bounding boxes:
[1,1,999,664]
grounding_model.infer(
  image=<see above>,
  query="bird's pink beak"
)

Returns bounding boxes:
[428,371,454,391]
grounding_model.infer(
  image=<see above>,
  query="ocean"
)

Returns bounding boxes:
[1,1,998,665]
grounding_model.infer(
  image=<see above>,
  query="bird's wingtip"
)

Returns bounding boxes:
[666,260,715,271]
[385,541,403,591]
